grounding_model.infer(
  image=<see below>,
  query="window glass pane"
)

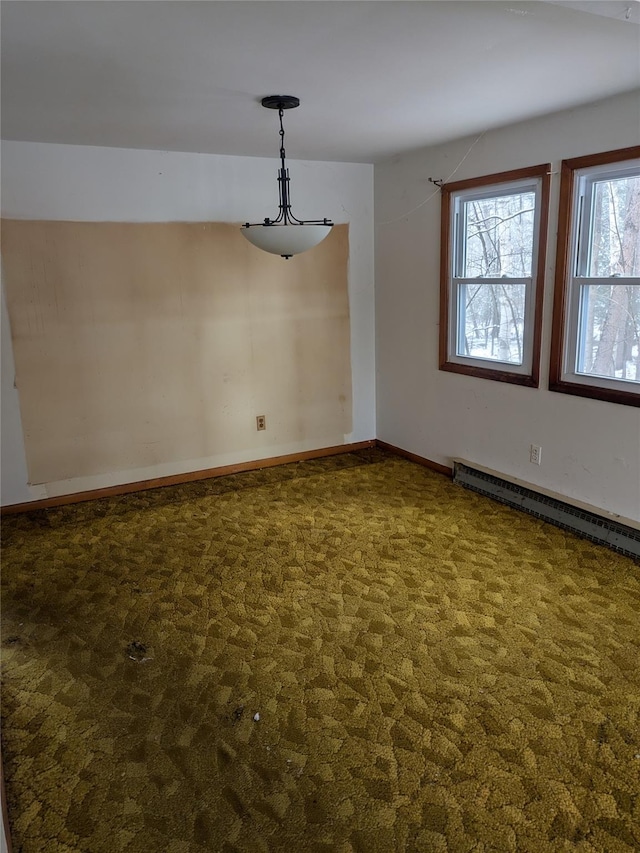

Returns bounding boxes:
[457,282,526,364]
[577,283,640,382]
[588,175,640,277]
[463,191,535,277]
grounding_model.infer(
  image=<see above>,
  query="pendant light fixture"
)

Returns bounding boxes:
[241,96,333,259]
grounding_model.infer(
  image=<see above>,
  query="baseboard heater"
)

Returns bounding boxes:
[452,460,640,560]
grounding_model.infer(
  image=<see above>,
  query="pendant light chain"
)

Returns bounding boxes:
[279,106,286,160]
[277,106,292,225]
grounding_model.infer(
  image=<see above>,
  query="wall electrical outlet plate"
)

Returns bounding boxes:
[529,444,542,465]
[256,415,266,431]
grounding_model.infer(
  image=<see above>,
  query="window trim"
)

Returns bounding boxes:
[549,146,640,408]
[439,164,551,387]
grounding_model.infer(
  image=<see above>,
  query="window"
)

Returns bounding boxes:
[550,147,640,406]
[439,165,550,386]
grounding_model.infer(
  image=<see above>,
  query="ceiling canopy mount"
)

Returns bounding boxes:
[260,95,300,111]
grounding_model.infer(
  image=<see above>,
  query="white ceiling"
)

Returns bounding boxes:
[1,1,639,164]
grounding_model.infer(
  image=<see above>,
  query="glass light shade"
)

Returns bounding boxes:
[241,224,332,257]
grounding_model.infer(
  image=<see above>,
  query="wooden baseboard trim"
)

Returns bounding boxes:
[375,441,452,477]
[1,440,376,515]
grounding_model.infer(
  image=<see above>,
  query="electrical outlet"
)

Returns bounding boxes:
[256,415,266,431]
[529,444,542,465]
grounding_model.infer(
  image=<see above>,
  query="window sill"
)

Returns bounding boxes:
[440,360,538,387]
[549,377,640,407]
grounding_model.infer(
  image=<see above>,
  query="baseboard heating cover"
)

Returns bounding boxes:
[452,460,640,559]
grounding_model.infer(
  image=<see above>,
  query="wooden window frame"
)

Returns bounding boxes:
[549,146,640,408]
[439,164,551,387]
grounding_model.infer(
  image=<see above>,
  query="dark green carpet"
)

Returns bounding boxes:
[1,450,639,852]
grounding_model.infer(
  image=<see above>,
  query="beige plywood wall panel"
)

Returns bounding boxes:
[1,221,351,485]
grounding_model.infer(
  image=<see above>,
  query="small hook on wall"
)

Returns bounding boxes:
[428,178,444,188]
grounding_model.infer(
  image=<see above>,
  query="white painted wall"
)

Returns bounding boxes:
[1,141,375,505]
[375,91,640,522]
[1,282,31,505]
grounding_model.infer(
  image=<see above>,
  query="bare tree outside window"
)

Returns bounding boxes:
[578,176,640,382]
[459,191,535,364]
